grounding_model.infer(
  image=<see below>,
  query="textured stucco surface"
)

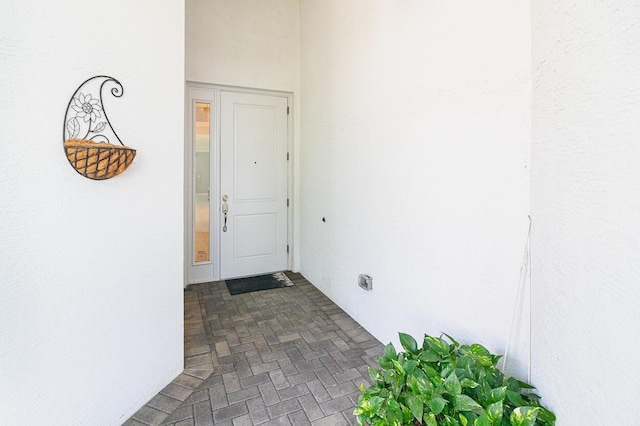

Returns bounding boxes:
[0,1,185,424]
[299,0,531,371]
[186,0,301,272]
[186,0,300,92]
[531,2,640,423]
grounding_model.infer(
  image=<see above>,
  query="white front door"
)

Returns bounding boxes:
[219,91,289,279]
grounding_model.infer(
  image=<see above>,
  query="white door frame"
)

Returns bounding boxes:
[185,82,294,285]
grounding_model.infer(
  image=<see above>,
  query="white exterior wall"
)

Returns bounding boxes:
[186,0,299,92]
[0,1,185,425]
[531,2,640,424]
[186,0,301,270]
[300,0,532,372]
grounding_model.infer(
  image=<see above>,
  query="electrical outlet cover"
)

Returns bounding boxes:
[358,274,372,291]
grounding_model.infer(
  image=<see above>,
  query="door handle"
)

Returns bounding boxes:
[221,194,229,232]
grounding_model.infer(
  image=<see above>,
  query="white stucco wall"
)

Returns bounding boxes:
[186,0,301,271]
[186,0,299,91]
[300,0,531,372]
[0,1,185,425]
[531,2,640,423]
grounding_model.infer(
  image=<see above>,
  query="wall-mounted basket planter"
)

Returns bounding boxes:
[63,139,135,180]
[62,75,136,180]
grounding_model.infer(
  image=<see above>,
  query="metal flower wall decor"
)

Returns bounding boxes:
[62,76,136,180]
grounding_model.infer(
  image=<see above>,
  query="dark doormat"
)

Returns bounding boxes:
[225,272,294,295]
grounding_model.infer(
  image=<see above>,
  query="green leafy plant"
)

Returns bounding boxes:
[354,332,555,426]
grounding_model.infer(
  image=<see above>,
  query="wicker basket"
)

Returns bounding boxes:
[64,139,136,180]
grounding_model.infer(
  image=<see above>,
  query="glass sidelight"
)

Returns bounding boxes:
[194,102,211,263]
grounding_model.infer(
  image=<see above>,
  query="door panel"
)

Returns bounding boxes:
[220,91,288,279]
[234,106,277,201]
[234,213,277,258]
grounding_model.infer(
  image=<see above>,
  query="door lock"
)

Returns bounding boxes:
[221,195,229,232]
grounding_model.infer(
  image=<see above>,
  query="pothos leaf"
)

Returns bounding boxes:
[391,359,405,374]
[385,399,403,425]
[536,407,557,424]
[506,390,524,406]
[384,343,397,360]
[93,121,106,133]
[429,397,447,415]
[455,394,483,415]
[459,413,469,426]
[510,407,540,426]
[516,380,536,390]
[486,401,503,425]
[461,378,479,389]
[441,332,460,347]
[401,402,415,424]
[419,350,441,362]
[368,367,379,384]
[413,374,433,395]
[425,336,451,357]
[487,386,506,404]
[405,394,423,422]
[474,413,492,426]
[369,396,385,415]
[442,414,461,426]
[445,371,462,395]
[399,332,419,354]
[66,117,80,139]
[424,412,437,426]
[470,344,490,357]
[403,359,418,374]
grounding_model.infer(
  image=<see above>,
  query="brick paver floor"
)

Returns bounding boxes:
[124,272,384,426]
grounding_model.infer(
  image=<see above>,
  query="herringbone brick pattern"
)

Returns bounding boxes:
[125,272,384,425]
